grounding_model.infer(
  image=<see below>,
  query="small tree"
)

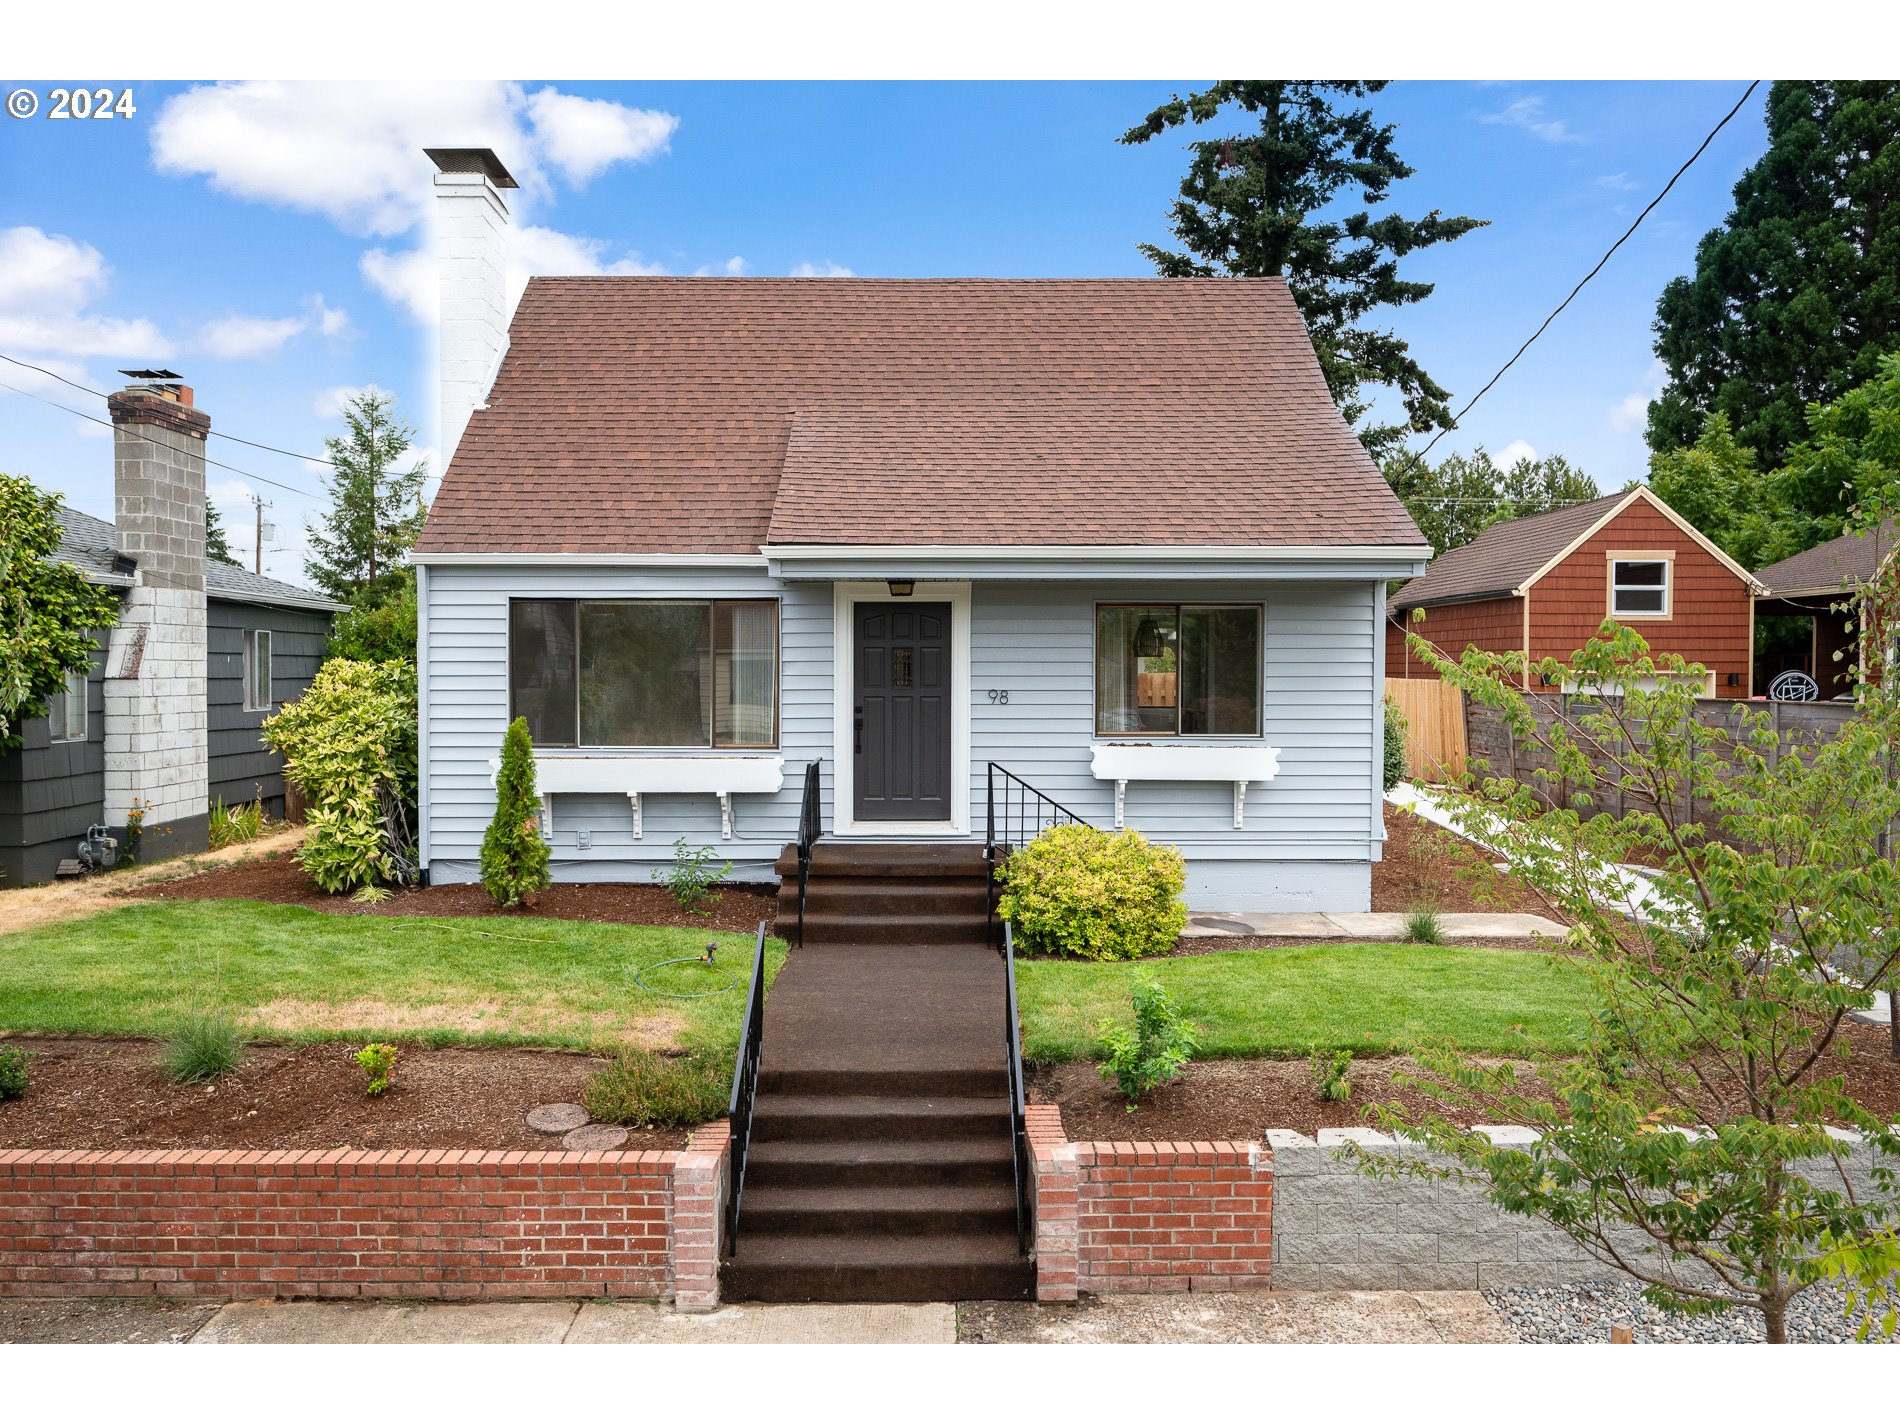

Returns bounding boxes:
[326,569,418,663]
[1357,623,1900,1343]
[305,389,428,610]
[480,717,550,908]
[0,473,121,752]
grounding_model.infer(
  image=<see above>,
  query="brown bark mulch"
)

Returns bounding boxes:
[123,851,780,935]
[1373,801,1561,919]
[0,1037,687,1153]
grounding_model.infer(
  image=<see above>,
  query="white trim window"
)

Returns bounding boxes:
[243,629,273,711]
[47,666,87,742]
[1094,603,1264,737]
[1609,556,1672,619]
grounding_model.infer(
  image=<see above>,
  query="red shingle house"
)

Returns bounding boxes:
[1386,487,1765,694]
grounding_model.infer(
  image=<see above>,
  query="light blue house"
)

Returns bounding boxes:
[412,152,1427,912]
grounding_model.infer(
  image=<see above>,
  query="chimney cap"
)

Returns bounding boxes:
[425,147,519,189]
[118,368,182,381]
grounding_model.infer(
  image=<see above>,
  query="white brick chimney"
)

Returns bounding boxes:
[104,377,209,850]
[427,147,517,462]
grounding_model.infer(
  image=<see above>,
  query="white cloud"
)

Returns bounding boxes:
[525,87,676,186]
[694,256,747,277]
[314,382,396,419]
[790,260,855,278]
[1596,172,1639,191]
[360,246,434,323]
[0,226,170,360]
[74,417,112,440]
[1495,439,1539,468]
[1607,359,1668,435]
[363,225,667,326]
[1480,96,1584,145]
[196,296,350,359]
[150,81,679,238]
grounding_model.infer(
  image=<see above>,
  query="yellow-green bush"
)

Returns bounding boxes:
[996,822,1187,961]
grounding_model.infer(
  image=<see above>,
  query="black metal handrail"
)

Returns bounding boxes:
[795,759,822,946]
[724,919,769,1253]
[1004,920,1032,1255]
[985,762,1088,948]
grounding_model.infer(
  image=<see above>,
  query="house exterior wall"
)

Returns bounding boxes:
[1531,500,1754,692]
[0,639,109,886]
[1385,595,1525,681]
[206,599,334,816]
[419,566,1387,912]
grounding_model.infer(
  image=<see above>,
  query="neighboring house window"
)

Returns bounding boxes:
[243,629,273,711]
[1608,555,1672,618]
[509,599,780,749]
[47,666,87,742]
[1095,604,1262,736]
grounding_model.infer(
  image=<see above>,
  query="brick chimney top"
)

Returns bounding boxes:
[109,384,209,440]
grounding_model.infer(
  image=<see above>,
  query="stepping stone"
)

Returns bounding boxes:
[526,1103,590,1134]
[563,1123,629,1151]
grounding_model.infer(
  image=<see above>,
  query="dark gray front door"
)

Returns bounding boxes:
[854,602,952,822]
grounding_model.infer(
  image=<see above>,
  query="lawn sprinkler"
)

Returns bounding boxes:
[632,940,739,998]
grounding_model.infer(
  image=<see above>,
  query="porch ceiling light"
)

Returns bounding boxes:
[887,579,916,597]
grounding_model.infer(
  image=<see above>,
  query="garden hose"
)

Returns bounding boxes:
[632,942,740,999]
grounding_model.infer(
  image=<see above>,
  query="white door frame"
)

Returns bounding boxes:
[830,580,972,837]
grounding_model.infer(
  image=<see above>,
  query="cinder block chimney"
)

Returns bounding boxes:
[104,376,210,853]
[427,147,517,463]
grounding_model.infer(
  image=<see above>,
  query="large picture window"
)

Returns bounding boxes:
[509,598,779,749]
[1095,603,1262,737]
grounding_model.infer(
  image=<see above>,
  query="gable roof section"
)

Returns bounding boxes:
[1389,487,1764,612]
[54,506,346,612]
[1753,518,1900,597]
[415,276,1424,555]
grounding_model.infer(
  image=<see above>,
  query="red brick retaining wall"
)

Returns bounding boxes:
[1025,1104,1273,1299]
[0,1123,733,1304]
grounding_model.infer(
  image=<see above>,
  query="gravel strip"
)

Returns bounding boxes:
[1483,1280,1892,1344]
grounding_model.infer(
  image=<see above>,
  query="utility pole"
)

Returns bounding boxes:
[247,493,274,575]
[366,402,379,588]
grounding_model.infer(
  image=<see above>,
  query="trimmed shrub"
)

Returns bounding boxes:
[163,1015,245,1084]
[261,659,418,893]
[481,717,551,907]
[996,822,1187,961]
[1097,971,1198,1109]
[354,1042,398,1096]
[1382,694,1409,791]
[0,1045,29,1100]
[583,1049,728,1127]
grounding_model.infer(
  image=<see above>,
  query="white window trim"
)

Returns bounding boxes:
[1090,600,1267,739]
[830,580,971,837]
[1608,552,1674,620]
[244,629,273,712]
[49,667,87,743]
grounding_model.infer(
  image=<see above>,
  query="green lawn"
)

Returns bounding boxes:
[0,900,784,1054]
[1017,941,1595,1061]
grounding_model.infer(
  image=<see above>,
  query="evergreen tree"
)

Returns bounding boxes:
[1383,447,1599,556]
[204,499,238,566]
[1123,81,1487,459]
[305,389,428,609]
[481,717,550,908]
[1648,81,1900,473]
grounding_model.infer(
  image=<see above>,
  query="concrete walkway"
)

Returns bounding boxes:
[0,1291,1524,1344]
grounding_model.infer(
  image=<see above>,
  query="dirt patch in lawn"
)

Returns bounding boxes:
[0,827,307,935]
[125,851,780,935]
[1033,1023,1900,1140]
[1373,802,1562,920]
[0,1037,687,1152]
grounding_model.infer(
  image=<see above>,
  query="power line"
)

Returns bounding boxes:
[0,350,339,469]
[1402,79,1761,473]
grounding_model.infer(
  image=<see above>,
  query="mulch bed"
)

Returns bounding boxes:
[0,1038,687,1153]
[1373,801,1561,918]
[124,851,780,936]
[1032,1024,1900,1141]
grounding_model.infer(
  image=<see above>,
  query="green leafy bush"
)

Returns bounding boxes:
[261,659,418,893]
[654,838,732,915]
[996,822,1187,961]
[481,717,551,908]
[1382,694,1409,791]
[1097,971,1198,1110]
[1311,1047,1353,1103]
[163,1015,245,1084]
[583,1049,727,1127]
[0,1045,30,1100]
[326,575,417,663]
[354,1042,398,1095]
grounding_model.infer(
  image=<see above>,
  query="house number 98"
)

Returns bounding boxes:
[987,689,1010,705]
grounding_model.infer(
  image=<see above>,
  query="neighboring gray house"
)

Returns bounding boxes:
[0,382,344,885]
[412,150,1427,913]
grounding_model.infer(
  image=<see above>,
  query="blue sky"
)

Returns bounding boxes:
[0,79,1764,580]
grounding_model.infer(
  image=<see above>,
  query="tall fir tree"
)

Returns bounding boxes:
[204,498,238,566]
[1382,447,1599,556]
[305,389,428,609]
[1648,81,1900,474]
[1122,81,1486,459]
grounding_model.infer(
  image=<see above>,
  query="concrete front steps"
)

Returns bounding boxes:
[773,841,992,946]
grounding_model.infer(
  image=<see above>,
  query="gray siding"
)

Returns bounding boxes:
[206,599,333,814]
[421,568,1383,910]
[0,639,109,886]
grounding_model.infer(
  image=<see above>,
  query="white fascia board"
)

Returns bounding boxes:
[412,551,772,568]
[762,543,1433,562]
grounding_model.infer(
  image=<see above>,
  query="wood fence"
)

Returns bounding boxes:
[1385,677,1467,783]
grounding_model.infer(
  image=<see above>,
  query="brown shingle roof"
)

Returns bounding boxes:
[415,276,1422,555]
[1753,518,1900,596]
[1388,491,1628,611]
